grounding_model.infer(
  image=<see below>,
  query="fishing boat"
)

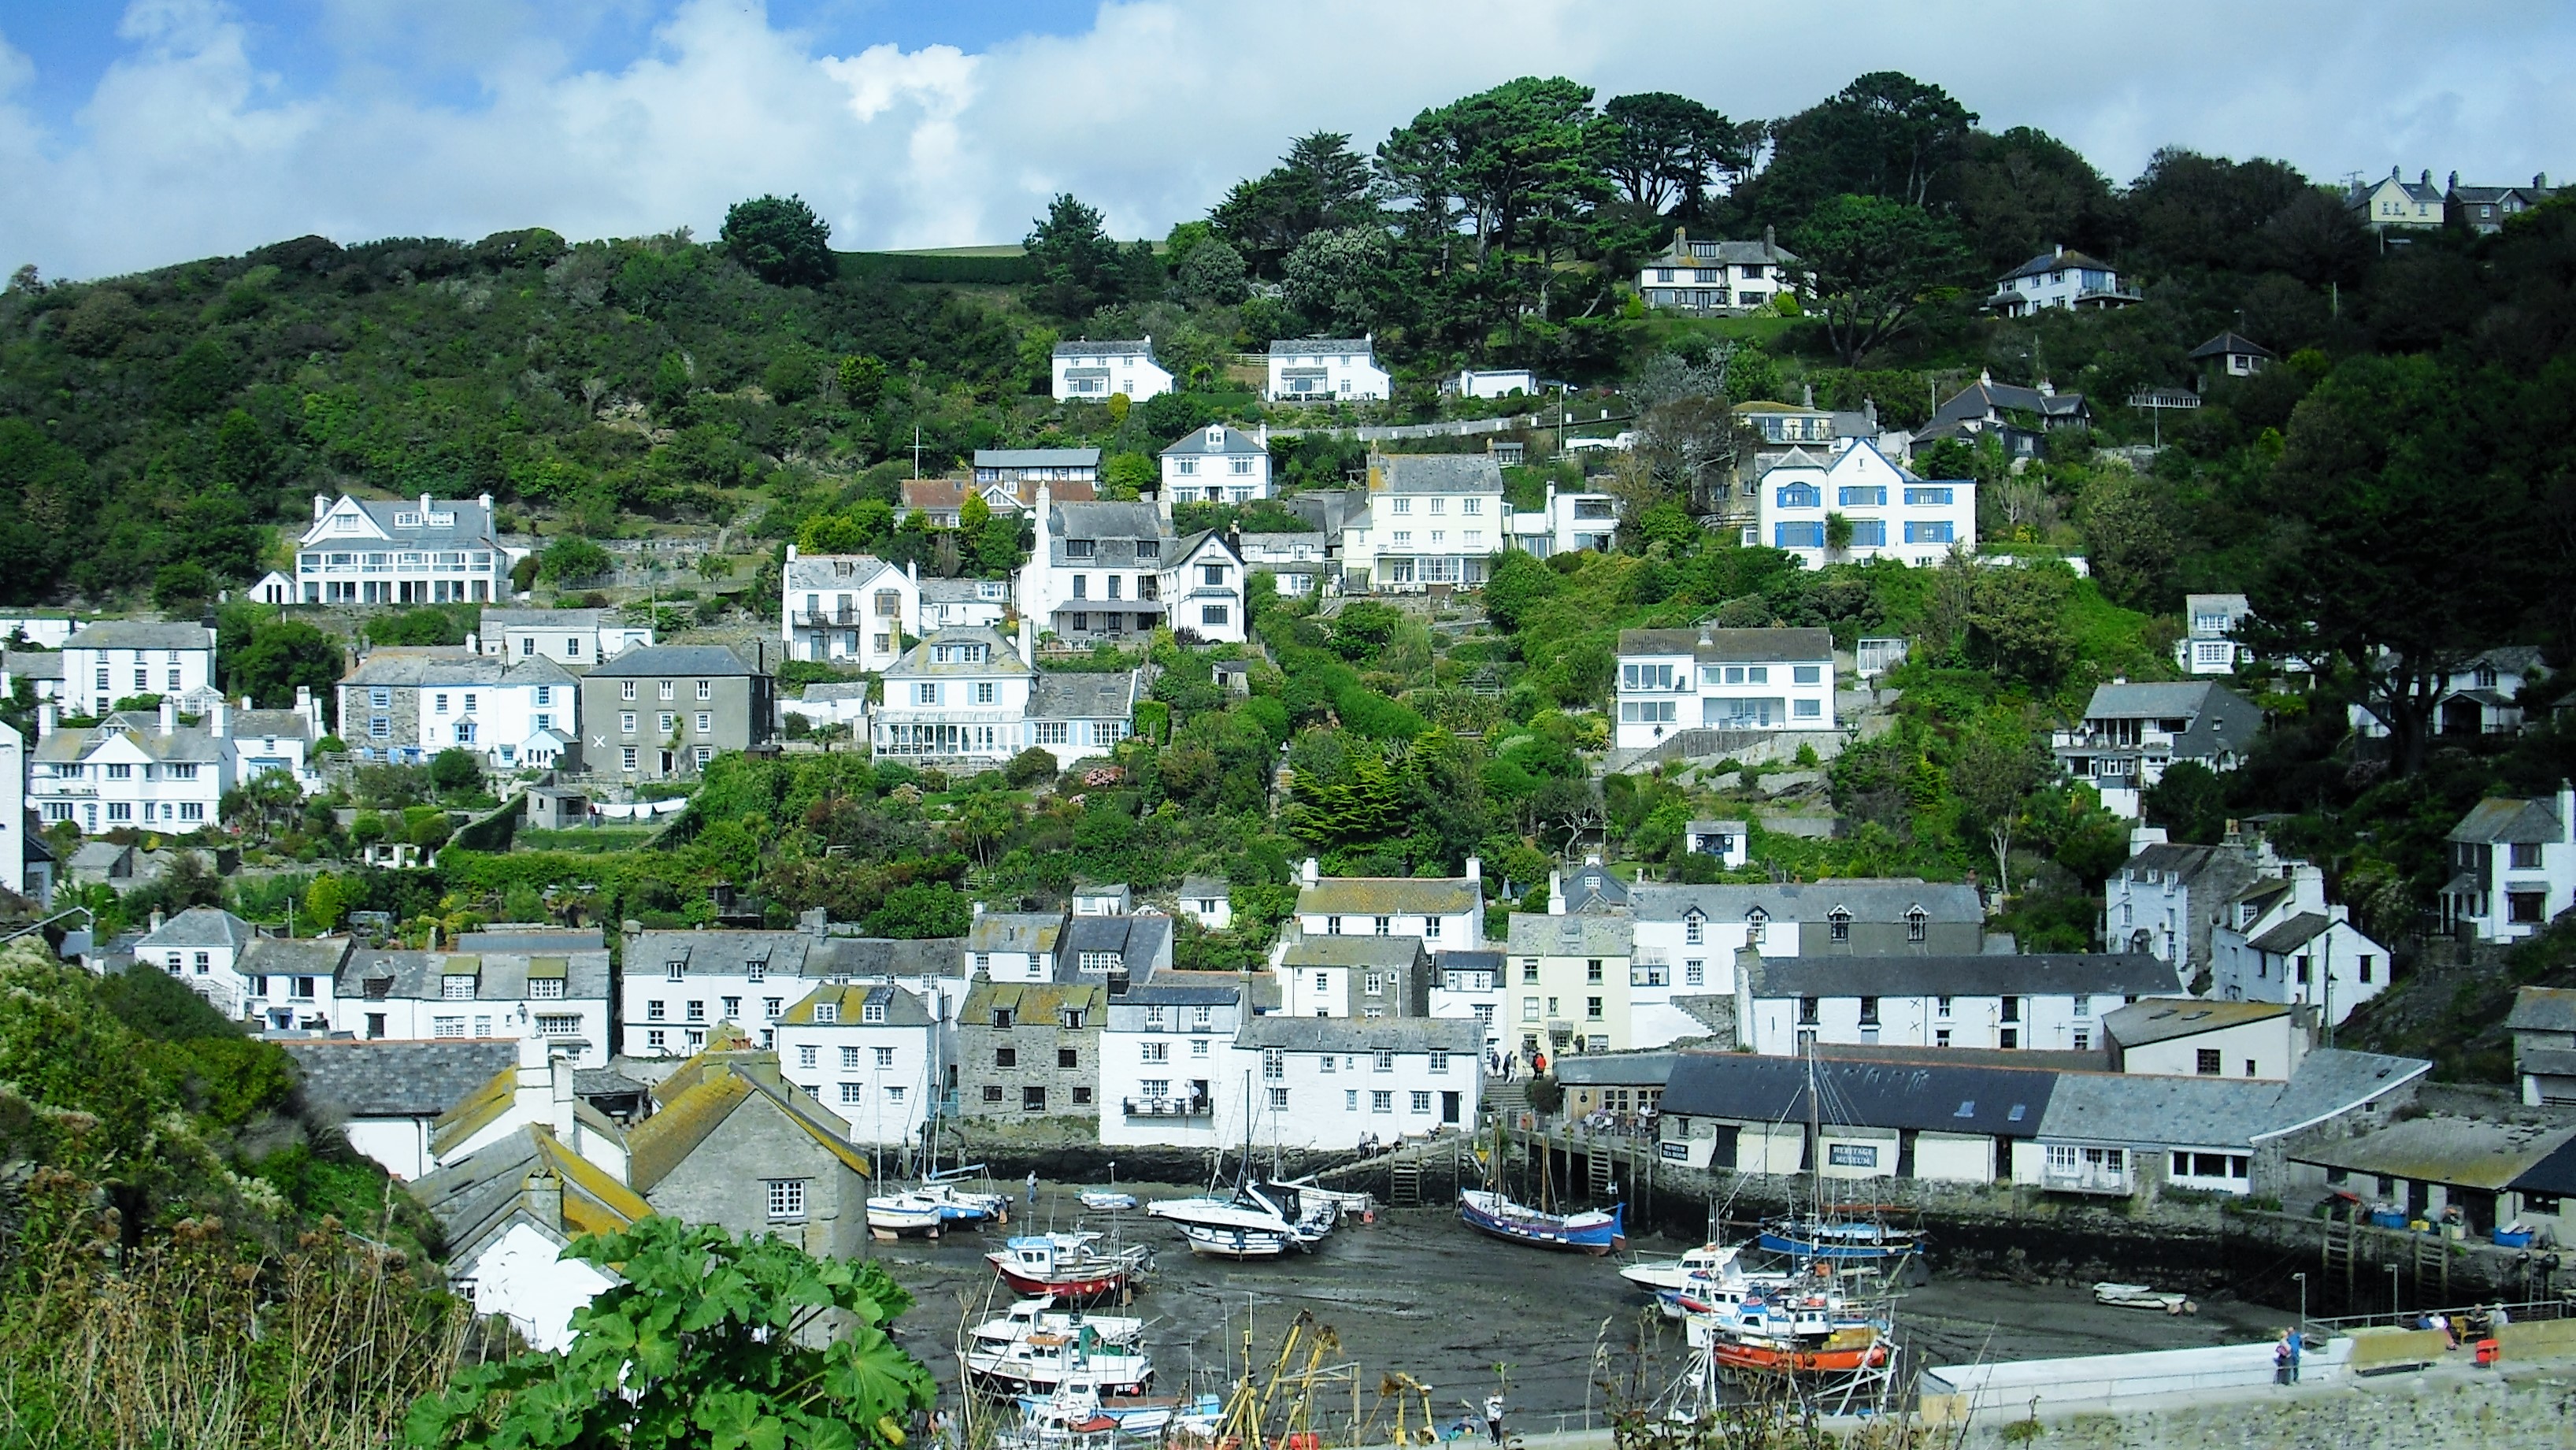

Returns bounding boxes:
[1012,1381,1223,1437]
[965,1300,1154,1397]
[1692,1312,1892,1375]
[1080,1190,1140,1211]
[2094,1282,2197,1314]
[1458,1188,1626,1254]
[988,1232,1154,1302]
[1753,1215,1923,1263]
[1621,1241,1748,1294]
[865,1189,948,1234]
[923,1175,1010,1224]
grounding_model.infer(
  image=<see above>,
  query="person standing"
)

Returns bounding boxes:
[1483,1394,1505,1445]
[1026,1170,1039,1211]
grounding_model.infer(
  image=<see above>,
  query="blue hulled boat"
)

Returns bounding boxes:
[1458,1188,1626,1255]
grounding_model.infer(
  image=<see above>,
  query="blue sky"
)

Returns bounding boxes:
[1,1,2569,280]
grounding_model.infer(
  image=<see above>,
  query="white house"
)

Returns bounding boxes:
[781,551,917,672]
[2209,866,2390,1026]
[1637,228,1802,313]
[1629,882,1990,1013]
[1160,425,1273,502]
[31,701,229,834]
[1267,337,1390,403]
[1230,1015,1481,1146]
[1508,483,1621,558]
[775,983,945,1147]
[0,719,20,902]
[1751,439,1974,569]
[872,625,1033,767]
[1455,369,1537,399]
[1292,855,1486,953]
[1985,246,2140,315]
[2349,646,2548,740]
[2101,828,2267,979]
[1429,948,1507,1053]
[61,620,217,717]
[1177,876,1233,931]
[1240,531,1330,598]
[2344,167,2446,237]
[2105,999,2312,1082]
[282,1036,515,1181]
[1684,820,1749,870]
[1736,953,2183,1056]
[2187,332,2274,384]
[336,647,580,773]
[134,907,261,1015]
[297,492,519,605]
[2174,594,2252,676]
[1025,670,1140,769]
[1162,530,1248,643]
[1338,454,1507,593]
[920,577,1012,631]
[333,928,616,1069]
[974,449,1101,487]
[477,608,653,669]
[1051,339,1173,402]
[219,690,332,796]
[2050,680,2263,820]
[2441,784,2576,943]
[781,683,869,736]
[1020,493,1179,644]
[1099,979,1251,1150]
[1611,626,1836,750]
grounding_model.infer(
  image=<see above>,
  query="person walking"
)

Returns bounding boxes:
[1483,1394,1505,1445]
[1025,1170,1039,1211]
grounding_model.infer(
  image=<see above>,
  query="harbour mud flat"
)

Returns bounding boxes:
[877,1182,2292,1421]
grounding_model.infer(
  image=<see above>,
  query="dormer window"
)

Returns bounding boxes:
[1906,907,1927,944]
[1746,908,1768,944]
[863,1000,887,1024]
[815,1002,838,1024]
[1684,911,1704,946]
[1828,907,1852,943]
[1066,540,1095,558]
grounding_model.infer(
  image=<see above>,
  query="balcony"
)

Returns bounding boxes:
[1123,1095,1212,1118]
[793,608,866,628]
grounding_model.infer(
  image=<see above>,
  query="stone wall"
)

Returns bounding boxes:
[1941,1361,2576,1450]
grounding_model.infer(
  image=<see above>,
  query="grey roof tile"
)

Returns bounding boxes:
[284,1038,518,1118]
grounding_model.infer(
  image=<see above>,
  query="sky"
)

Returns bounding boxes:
[0,0,2569,281]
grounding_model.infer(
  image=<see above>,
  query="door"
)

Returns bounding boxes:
[1441,1091,1461,1125]
[658,750,675,774]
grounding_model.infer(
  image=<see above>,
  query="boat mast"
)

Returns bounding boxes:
[1807,1034,1822,1233]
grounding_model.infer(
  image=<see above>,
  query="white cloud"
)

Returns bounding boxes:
[0,0,2569,280]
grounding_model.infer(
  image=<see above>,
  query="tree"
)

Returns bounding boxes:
[1951,721,2044,897]
[1759,72,1977,216]
[2123,148,2314,272]
[304,873,352,930]
[224,617,343,715]
[836,354,888,408]
[1966,563,2078,688]
[721,195,837,287]
[2240,354,2532,776]
[152,561,213,613]
[1599,92,1748,217]
[1176,236,1251,302]
[1211,132,1380,275]
[405,1217,936,1450]
[864,882,972,939]
[1947,126,2119,273]
[428,748,483,795]
[2142,760,2230,845]
[1025,193,1126,318]
[2077,471,2177,611]
[539,536,613,585]
[1789,195,1973,365]
[1100,453,1156,500]
[1282,226,1394,336]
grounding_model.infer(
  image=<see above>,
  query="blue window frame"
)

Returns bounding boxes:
[1848,519,1886,547]
[1775,483,1820,509]
[1904,487,1954,506]
[1837,486,1886,507]
[1905,521,1956,544]
[1774,523,1825,550]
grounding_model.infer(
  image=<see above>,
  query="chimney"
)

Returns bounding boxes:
[1547,869,1566,915]
[478,492,492,514]
[2448,169,2459,191]
[2420,169,2431,187]
[550,1051,577,1139]
[1863,397,1877,430]
[36,701,54,739]
[2129,825,2168,853]
[313,493,331,522]
[522,1166,564,1230]
[159,698,176,736]
[2561,780,2574,845]
[786,543,799,562]
[907,559,918,580]
[150,908,165,933]
[1465,855,1481,884]
[1300,856,1321,888]
[464,632,479,655]
[1016,616,1034,667]
[1761,223,1774,253]
[419,492,432,517]
[2053,243,2063,260]
[1801,382,1814,408]
[2537,172,2550,191]
[1156,489,1173,525]
[210,701,227,739]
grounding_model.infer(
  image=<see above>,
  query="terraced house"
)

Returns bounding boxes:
[297,491,517,604]
[774,983,945,1147]
[958,979,1106,1119]
[329,926,613,1068]
[60,619,216,716]
[32,700,228,833]
[336,645,579,772]
[628,1039,876,1261]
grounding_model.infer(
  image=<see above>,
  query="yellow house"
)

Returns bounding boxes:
[1505,913,1636,1059]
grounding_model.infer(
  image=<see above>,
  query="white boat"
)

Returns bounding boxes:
[1146,1181,1325,1256]
[1620,1242,1746,1294]
[925,1179,1010,1223]
[2093,1282,2197,1314]
[966,1302,1153,1396]
[1080,1190,1140,1211]
[867,1190,948,1233]
[1176,1222,1295,1259]
[1013,1382,1221,1437]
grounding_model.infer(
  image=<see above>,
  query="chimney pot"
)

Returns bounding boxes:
[159,699,176,736]
[1465,855,1481,884]
[313,493,331,523]
[1300,856,1320,888]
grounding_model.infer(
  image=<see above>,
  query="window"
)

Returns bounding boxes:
[1685,959,1705,986]
[687,1000,706,1022]
[443,973,475,1000]
[1799,996,1821,1025]
[2509,892,2548,925]
[798,1044,819,1069]
[1371,1091,1393,1114]
[1262,1048,1286,1081]
[658,713,676,733]
[1058,1048,1079,1069]
[1903,521,1955,544]
[695,712,712,734]
[983,1085,1004,1103]
[1858,996,1880,1025]
[1903,487,1953,506]
[766,1179,806,1221]
[658,680,676,701]
[2510,841,2544,870]
[1586,996,1603,1020]
[2195,1048,2223,1075]
[1829,908,1851,943]
[993,1046,1017,1068]
[1269,1087,1291,1110]
[1022,1086,1047,1112]
[1411,1091,1433,1113]
[1838,486,1886,507]
[1143,1040,1169,1062]
[1906,907,1927,944]
[433,1015,465,1038]
[621,680,637,701]
[1776,483,1820,510]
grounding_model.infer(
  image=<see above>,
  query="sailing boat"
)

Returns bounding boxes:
[1145,1082,1339,1258]
[1456,1100,1625,1254]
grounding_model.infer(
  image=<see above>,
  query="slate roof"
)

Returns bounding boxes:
[1506,914,1635,955]
[629,929,813,981]
[977,448,1101,469]
[410,1124,650,1263]
[136,906,255,953]
[1179,875,1227,900]
[1281,936,1429,970]
[2188,332,2274,362]
[808,936,965,979]
[1161,425,1267,458]
[783,552,898,591]
[1924,377,2090,431]
[335,495,502,549]
[2082,680,2232,719]
[2510,1135,2576,1198]
[628,1054,872,1190]
[2289,1116,2575,1191]
[1271,337,1377,358]
[62,621,215,651]
[2103,997,2292,1048]
[1234,1015,1481,1054]
[1657,234,1799,265]
[1631,880,1983,925]
[284,1038,518,1118]
[1616,627,1834,663]
[779,982,936,1027]
[239,936,358,982]
[2505,987,2576,1034]
[480,606,617,631]
[2035,1070,2296,1151]
[2077,681,2263,763]
[967,913,1065,955]
[1742,952,2182,1000]
[883,627,1030,680]
[2118,842,2233,881]
[33,714,227,766]
[961,979,1106,1021]
[1051,499,1168,542]
[1052,339,1157,358]
[1060,913,1172,973]
[1552,1051,1679,1086]
[2246,911,2334,955]
[1299,875,1482,917]
[2000,248,2119,280]
[1660,1051,2057,1137]
[2258,1049,2429,1139]
[338,946,612,1003]
[1116,978,1245,1007]
[1030,670,1140,720]
[1560,860,1630,911]
[2450,796,2564,845]
[456,927,606,953]
[344,647,577,688]
[917,577,1005,603]
[583,644,762,678]
[1378,454,1503,495]
[4,651,63,680]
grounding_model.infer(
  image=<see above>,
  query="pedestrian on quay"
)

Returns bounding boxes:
[1483,1394,1505,1445]
[1026,1170,1039,1211]
[2273,1328,2300,1385]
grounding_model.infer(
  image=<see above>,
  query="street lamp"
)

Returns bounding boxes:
[2293,1271,2307,1338]
[2388,1264,2401,1322]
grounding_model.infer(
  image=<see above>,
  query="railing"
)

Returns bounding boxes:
[791,609,869,627]
[1123,1096,1212,1118]
[2040,1166,2132,1194]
